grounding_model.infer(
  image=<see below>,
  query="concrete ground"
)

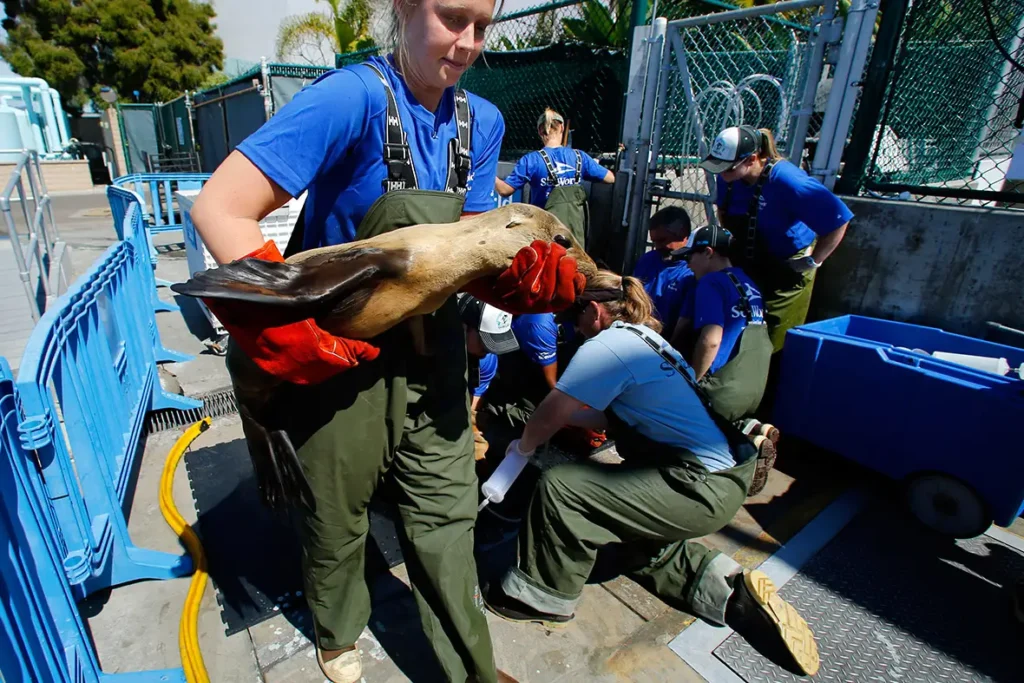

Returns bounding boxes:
[43,199,1023,682]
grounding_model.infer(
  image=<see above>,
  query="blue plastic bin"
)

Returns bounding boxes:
[775,315,1024,535]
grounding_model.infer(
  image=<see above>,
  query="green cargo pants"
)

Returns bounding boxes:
[501,439,755,626]
[248,190,495,682]
[699,323,773,422]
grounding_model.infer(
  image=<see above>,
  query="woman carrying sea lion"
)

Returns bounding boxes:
[188,0,582,681]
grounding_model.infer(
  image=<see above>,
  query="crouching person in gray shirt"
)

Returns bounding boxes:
[482,270,820,677]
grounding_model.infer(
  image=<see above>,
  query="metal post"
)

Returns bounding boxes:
[261,57,273,120]
[787,0,838,166]
[624,17,667,275]
[811,0,880,189]
[834,0,912,195]
[627,0,651,56]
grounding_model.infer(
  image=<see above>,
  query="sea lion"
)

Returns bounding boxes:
[171,203,597,509]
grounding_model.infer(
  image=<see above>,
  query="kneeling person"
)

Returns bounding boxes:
[672,225,772,422]
[483,271,819,677]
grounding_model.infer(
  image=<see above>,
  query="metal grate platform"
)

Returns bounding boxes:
[671,492,1024,683]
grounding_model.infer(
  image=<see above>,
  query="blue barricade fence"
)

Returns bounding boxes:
[107,190,193,364]
[111,173,210,238]
[0,357,187,682]
[16,227,199,598]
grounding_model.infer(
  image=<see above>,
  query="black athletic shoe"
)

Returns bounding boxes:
[725,570,820,676]
[482,583,574,626]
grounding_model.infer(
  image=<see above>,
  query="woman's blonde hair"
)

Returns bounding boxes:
[586,270,662,333]
[537,107,564,139]
[375,0,504,80]
[755,127,784,161]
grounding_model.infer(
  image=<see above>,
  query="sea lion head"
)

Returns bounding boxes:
[466,203,598,279]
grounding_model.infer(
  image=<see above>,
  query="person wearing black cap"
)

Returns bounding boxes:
[458,294,520,459]
[701,125,852,353]
[495,107,615,246]
[481,270,820,677]
[671,225,776,495]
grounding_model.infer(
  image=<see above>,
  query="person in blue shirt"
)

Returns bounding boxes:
[495,107,615,246]
[670,227,774,491]
[701,125,852,353]
[480,313,560,432]
[632,205,692,284]
[645,261,695,339]
[189,1,584,680]
[481,270,819,677]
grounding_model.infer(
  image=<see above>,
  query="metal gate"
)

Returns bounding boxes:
[620,0,879,272]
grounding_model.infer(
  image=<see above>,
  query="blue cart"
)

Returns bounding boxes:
[775,315,1024,538]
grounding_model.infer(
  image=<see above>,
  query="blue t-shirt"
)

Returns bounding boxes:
[715,160,853,259]
[504,146,608,208]
[556,323,733,471]
[473,353,497,397]
[632,249,670,284]
[511,314,558,367]
[693,268,765,375]
[645,263,695,337]
[237,55,505,248]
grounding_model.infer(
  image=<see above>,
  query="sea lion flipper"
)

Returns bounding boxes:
[169,248,401,320]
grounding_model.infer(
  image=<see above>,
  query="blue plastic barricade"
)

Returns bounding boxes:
[108,185,176,314]
[106,194,192,363]
[775,315,1024,529]
[16,234,199,597]
[0,356,187,682]
[112,173,210,237]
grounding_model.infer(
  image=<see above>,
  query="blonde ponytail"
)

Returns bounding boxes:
[537,107,564,141]
[758,128,784,161]
[587,270,662,333]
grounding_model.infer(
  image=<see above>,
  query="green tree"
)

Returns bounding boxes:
[276,0,375,64]
[562,0,632,48]
[0,0,224,111]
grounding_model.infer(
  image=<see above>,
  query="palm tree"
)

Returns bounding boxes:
[276,0,375,65]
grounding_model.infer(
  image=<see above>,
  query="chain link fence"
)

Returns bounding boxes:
[855,0,1024,207]
[635,2,824,231]
[335,0,631,161]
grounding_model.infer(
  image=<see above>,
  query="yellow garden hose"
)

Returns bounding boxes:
[159,417,213,683]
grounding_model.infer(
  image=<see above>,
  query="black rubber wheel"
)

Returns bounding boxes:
[905,473,991,538]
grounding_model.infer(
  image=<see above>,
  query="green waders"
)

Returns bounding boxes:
[238,190,496,682]
[699,323,773,422]
[543,184,589,248]
[501,413,755,625]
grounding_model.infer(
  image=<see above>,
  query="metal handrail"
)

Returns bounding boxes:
[0,150,71,322]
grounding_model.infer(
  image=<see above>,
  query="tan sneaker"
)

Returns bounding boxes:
[316,646,361,683]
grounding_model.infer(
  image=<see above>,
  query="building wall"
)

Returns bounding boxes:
[810,197,1024,337]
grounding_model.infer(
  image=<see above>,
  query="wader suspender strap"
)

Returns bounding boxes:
[615,322,756,461]
[724,271,753,323]
[447,90,473,196]
[365,63,419,193]
[744,160,775,262]
[539,149,583,186]
[615,322,716,411]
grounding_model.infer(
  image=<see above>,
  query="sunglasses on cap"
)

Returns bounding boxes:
[555,286,626,324]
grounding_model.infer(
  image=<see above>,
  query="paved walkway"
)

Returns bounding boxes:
[0,238,37,374]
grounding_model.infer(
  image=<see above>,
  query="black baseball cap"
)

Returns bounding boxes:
[457,294,519,355]
[699,126,760,174]
[672,225,734,261]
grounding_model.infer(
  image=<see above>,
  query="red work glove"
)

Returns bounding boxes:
[464,240,586,314]
[203,241,379,385]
